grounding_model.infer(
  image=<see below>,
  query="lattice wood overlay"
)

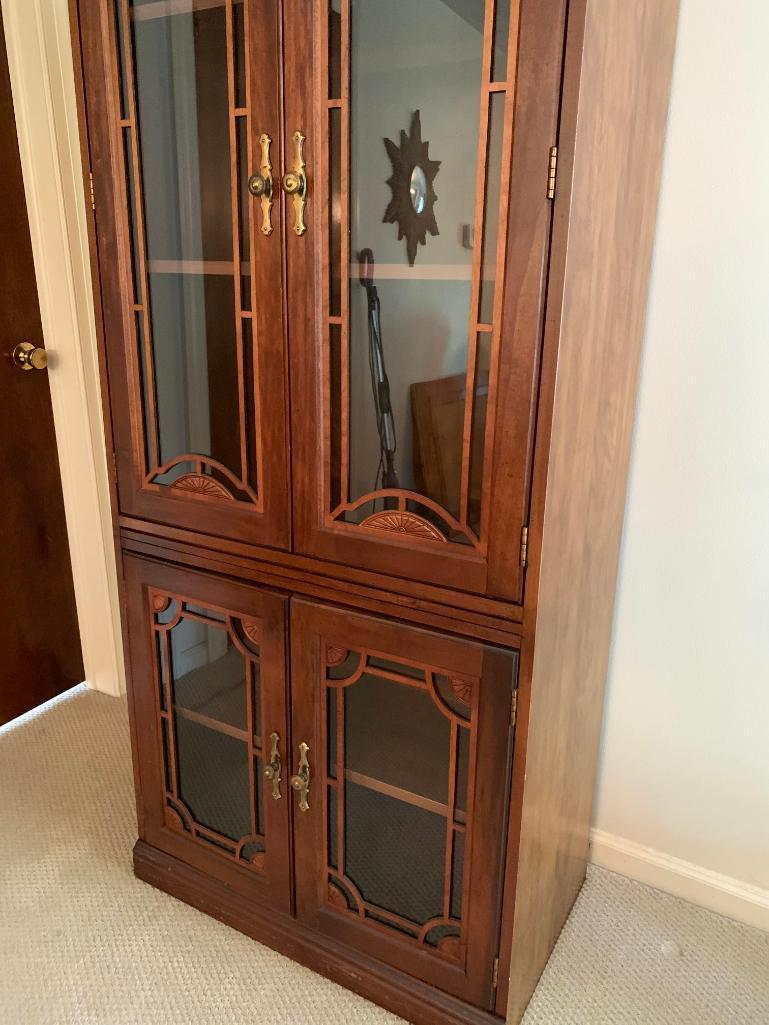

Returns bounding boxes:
[150,590,266,873]
[323,643,475,962]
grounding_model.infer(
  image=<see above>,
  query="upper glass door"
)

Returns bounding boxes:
[287,0,564,599]
[100,0,289,547]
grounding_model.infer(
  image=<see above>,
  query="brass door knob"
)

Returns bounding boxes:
[248,173,269,198]
[281,171,304,196]
[290,741,311,812]
[282,131,307,236]
[12,342,48,371]
[263,732,282,801]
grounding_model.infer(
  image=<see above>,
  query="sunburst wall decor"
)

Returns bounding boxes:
[383,110,441,266]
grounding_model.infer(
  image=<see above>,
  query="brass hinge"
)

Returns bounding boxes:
[547,145,558,200]
[492,957,500,991]
[89,172,96,211]
[520,525,529,568]
[511,688,518,728]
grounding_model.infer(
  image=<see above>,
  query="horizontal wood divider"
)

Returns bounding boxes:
[119,521,524,647]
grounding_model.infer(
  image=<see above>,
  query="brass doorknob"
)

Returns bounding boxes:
[281,171,304,196]
[290,741,311,812]
[248,173,269,198]
[12,342,48,371]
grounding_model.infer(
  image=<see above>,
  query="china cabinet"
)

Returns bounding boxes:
[70,0,679,1021]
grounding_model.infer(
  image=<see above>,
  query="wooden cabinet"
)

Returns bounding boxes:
[71,0,679,1022]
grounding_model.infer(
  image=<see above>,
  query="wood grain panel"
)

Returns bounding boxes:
[503,1,680,1019]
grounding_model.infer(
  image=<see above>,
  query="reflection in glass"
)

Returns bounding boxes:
[169,616,247,730]
[347,0,483,512]
[410,165,427,214]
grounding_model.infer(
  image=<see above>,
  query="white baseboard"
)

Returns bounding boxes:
[589,828,769,933]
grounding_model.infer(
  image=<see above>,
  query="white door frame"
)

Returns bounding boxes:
[2,0,124,696]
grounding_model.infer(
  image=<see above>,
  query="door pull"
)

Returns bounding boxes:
[282,130,308,236]
[290,741,311,811]
[248,133,274,237]
[263,732,282,800]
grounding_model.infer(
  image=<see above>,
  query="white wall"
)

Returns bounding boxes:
[593,0,769,920]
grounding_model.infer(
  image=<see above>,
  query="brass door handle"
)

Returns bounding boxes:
[249,133,274,237]
[263,732,282,801]
[12,342,48,371]
[282,130,307,236]
[290,741,311,812]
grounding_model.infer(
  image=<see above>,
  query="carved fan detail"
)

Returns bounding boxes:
[449,677,473,706]
[242,619,261,646]
[326,645,349,667]
[360,510,446,542]
[438,934,461,958]
[171,473,234,501]
[151,593,172,613]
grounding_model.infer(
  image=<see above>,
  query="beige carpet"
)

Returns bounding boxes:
[1,685,767,1025]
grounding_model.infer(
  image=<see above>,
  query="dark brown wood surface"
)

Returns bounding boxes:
[0,7,83,725]
[503,1,680,1019]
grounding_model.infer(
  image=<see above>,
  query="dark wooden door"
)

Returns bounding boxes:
[78,0,290,549]
[289,598,518,1008]
[0,8,83,726]
[285,0,566,600]
[124,555,292,913]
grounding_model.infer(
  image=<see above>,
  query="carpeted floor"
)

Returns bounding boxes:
[1,685,767,1025]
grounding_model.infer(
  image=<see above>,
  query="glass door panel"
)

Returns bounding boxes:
[124,556,291,911]
[288,0,564,598]
[105,0,288,546]
[290,600,518,1007]
[326,0,506,544]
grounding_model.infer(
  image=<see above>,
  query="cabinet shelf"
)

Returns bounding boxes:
[131,0,242,24]
[339,769,467,826]
[172,704,262,752]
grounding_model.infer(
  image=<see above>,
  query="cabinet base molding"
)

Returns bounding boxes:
[133,840,507,1025]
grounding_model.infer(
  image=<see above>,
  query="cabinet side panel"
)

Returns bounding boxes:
[506,0,680,1020]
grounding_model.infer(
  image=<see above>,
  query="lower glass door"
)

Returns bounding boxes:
[289,598,518,1008]
[124,555,291,912]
